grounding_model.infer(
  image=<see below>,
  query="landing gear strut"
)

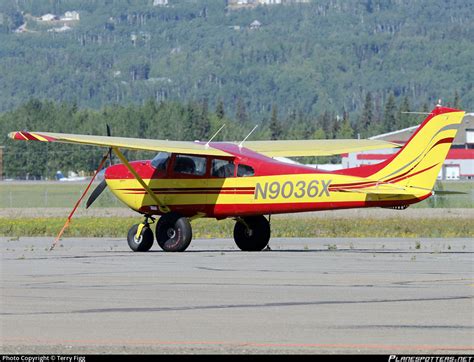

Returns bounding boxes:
[127,216,155,252]
[233,215,271,251]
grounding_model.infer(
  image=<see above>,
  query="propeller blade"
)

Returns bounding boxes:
[86,179,108,209]
[106,123,113,166]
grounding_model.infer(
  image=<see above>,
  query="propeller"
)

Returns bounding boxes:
[86,124,113,209]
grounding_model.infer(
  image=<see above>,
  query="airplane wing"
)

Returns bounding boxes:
[241,139,401,157]
[9,131,400,158]
[8,131,232,157]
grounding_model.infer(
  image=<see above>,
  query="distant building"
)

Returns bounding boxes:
[39,14,59,22]
[47,25,72,33]
[228,0,308,8]
[250,20,262,30]
[341,114,474,180]
[153,0,169,6]
[14,23,27,33]
[62,11,80,21]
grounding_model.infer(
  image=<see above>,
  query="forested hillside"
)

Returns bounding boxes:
[0,0,473,118]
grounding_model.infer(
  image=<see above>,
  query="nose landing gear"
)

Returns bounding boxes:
[126,212,193,252]
[127,216,155,252]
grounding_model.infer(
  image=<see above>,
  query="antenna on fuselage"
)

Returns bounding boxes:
[239,125,258,149]
[205,124,226,148]
[401,112,432,115]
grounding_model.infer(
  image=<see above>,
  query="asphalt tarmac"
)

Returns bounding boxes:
[1,237,473,354]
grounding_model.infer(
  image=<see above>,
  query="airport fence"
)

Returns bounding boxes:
[0,181,121,208]
[0,180,473,209]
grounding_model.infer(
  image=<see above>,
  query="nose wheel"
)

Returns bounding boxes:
[127,217,155,252]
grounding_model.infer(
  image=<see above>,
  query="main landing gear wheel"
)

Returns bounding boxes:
[156,212,192,252]
[127,223,154,252]
[234,215,271,251]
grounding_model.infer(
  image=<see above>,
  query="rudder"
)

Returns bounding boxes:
[372,106,465,191]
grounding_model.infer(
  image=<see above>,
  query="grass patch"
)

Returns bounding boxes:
[0,217,472,238]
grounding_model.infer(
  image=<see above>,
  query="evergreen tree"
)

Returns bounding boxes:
[269,104,282,140]
[382,93,397,133]
[313,127,326,140]
[235,98,248,125]
[216,98,225,120]
[398,95,412,129]
[185,102,200,141]
[336,109,353,139]
[319,110,332,138]
[358,92,374,136]
[329,115,340,139]
[300,112,315,140]
[195,98,211,141]
[453,90,461,109]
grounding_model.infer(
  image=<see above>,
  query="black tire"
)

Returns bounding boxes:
[233,215,271,251]
[127,224,154,252]
[156,212,192,252]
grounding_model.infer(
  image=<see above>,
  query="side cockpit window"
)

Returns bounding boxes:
[237,164,254,177]
[150,152,170,171]
[211,159,235,178]
[174,155,207,176]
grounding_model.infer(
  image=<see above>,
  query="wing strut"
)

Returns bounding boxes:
[112,147,170,214]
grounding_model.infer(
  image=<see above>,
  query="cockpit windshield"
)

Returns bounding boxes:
[150,152,171,171]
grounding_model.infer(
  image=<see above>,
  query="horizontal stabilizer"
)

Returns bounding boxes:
[433,190,468,195]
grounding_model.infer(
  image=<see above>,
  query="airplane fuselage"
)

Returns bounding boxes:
[104,144,429,218]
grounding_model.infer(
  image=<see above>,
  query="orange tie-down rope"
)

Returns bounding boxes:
[50,151,110,251]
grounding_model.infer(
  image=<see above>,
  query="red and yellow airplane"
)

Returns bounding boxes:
[8,106,465,252]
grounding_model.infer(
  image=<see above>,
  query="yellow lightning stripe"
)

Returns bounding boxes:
[30,133,50,142]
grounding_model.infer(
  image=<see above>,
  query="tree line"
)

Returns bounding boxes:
[0,93,460,179]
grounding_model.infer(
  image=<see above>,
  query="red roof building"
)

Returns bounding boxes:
[341,114,474,180]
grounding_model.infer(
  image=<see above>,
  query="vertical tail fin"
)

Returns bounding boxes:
[372,106,465,191]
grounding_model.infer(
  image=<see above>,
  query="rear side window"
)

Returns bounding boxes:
[237,164,254,177]
[211,159,235,178]
[174,155,207,176]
